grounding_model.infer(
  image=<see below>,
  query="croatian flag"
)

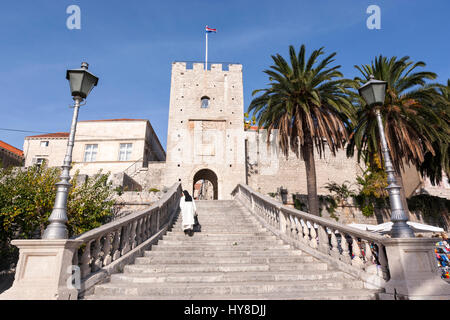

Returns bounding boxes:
[205,26,217,33]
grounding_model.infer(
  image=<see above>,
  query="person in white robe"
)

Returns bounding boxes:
[180,190,197,236]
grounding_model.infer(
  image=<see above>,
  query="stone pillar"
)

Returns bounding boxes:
[380,238,450,300]
[0,239,82,300]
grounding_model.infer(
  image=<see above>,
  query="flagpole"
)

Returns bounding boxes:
[205,30,208,71]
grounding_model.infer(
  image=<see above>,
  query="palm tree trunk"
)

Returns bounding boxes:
[303,133,320,216]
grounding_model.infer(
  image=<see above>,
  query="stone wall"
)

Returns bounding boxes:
[132,162,167,192]
[245,128,365,197]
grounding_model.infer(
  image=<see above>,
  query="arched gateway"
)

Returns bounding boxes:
[193,169,218,200]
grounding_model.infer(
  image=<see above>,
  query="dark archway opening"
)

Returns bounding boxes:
[193,169,218,200]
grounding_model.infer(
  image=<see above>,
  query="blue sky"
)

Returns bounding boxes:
[0,0,449,151]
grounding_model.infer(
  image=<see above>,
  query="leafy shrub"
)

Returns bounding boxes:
[0,165,116,271]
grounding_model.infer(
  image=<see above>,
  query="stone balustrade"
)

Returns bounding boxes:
[72,182,182,296]
[232,183,390,289]
[0,182,181,300]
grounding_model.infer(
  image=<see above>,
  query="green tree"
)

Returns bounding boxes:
[248,44,354,216]
[347,55,448,209]
[417,79,450,185]
[0,165,116,271]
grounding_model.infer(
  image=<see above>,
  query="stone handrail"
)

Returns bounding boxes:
[123,157,144,177]
[72,182,182,297]
[232,184,390,289]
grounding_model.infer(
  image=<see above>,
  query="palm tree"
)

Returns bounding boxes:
[418,79,450,184]
[347,55,447,209]
[248,45,354,216]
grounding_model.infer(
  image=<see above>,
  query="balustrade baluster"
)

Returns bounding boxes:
[309,223,318,249]
[340,233,351,264]
[135,219,142,246]
[350,236,364,268]
[103,232,112,266]
[130,220,138,250]
[330,230,340,259]
[364,240,373,267]
[294,216,301,240]
[121,224,131,255]
[289,215,296,238]
[92,236,103,272]
[317,225,329,254]
[302,220,309,243]
[80,240,93,279]
[112,229,121,261]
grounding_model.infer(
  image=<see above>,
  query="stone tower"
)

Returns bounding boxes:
[164,62,246,200]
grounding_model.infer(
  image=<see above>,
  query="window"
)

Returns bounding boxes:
[119,143,132,161]
[201,96,210,108]
[40,141,49,147]
[84,144,98,162]
[35,158,46,166]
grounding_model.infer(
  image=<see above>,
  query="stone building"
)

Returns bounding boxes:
[0,140,24,168]
[23,132,70,167]
[162,62,246,200]
[23,119,165,178]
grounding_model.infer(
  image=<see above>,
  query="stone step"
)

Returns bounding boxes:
[124,263,272,273]
[156,239,285,246]
[143,250,303,258]
[151,244,292,251]
[133,255,315,265]
[173,218,258,224]
[85,289,380,300]
[174,219,258,225]
[124,262,328,274]
[110,270,353,284]
[162,234,277,241]
[93,279,364,296]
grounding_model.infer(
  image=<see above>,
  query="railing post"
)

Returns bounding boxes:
[0,240,83,300]
[381,238,450,299]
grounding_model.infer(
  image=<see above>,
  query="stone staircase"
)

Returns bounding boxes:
[85,200,381,300]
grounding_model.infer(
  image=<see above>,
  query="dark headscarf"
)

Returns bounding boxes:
[183,190,193,202]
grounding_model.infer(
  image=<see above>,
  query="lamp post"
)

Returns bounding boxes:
[358,75,415,238]
[42,62,99,239]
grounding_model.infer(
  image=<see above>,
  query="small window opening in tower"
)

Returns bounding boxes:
[201,96,210,108]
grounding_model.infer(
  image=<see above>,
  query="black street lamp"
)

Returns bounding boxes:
[43,62,99,239]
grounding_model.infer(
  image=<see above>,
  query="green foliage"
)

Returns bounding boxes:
[318,195,339,221]
[67,171,115,236]
[149,188,160,193]
[348,55,448,183]
[0,165,116,271]
[268,192,277,198]
[294,198,306,211]
[324,180,356,205]
[407,194,450,219]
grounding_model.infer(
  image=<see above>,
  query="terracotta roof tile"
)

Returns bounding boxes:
[0,140,24,157]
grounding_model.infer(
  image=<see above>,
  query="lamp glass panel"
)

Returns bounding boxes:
[360,86,376,106]
[80,73,97,98]
[372,83,387,105]
[68,72,83,96]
